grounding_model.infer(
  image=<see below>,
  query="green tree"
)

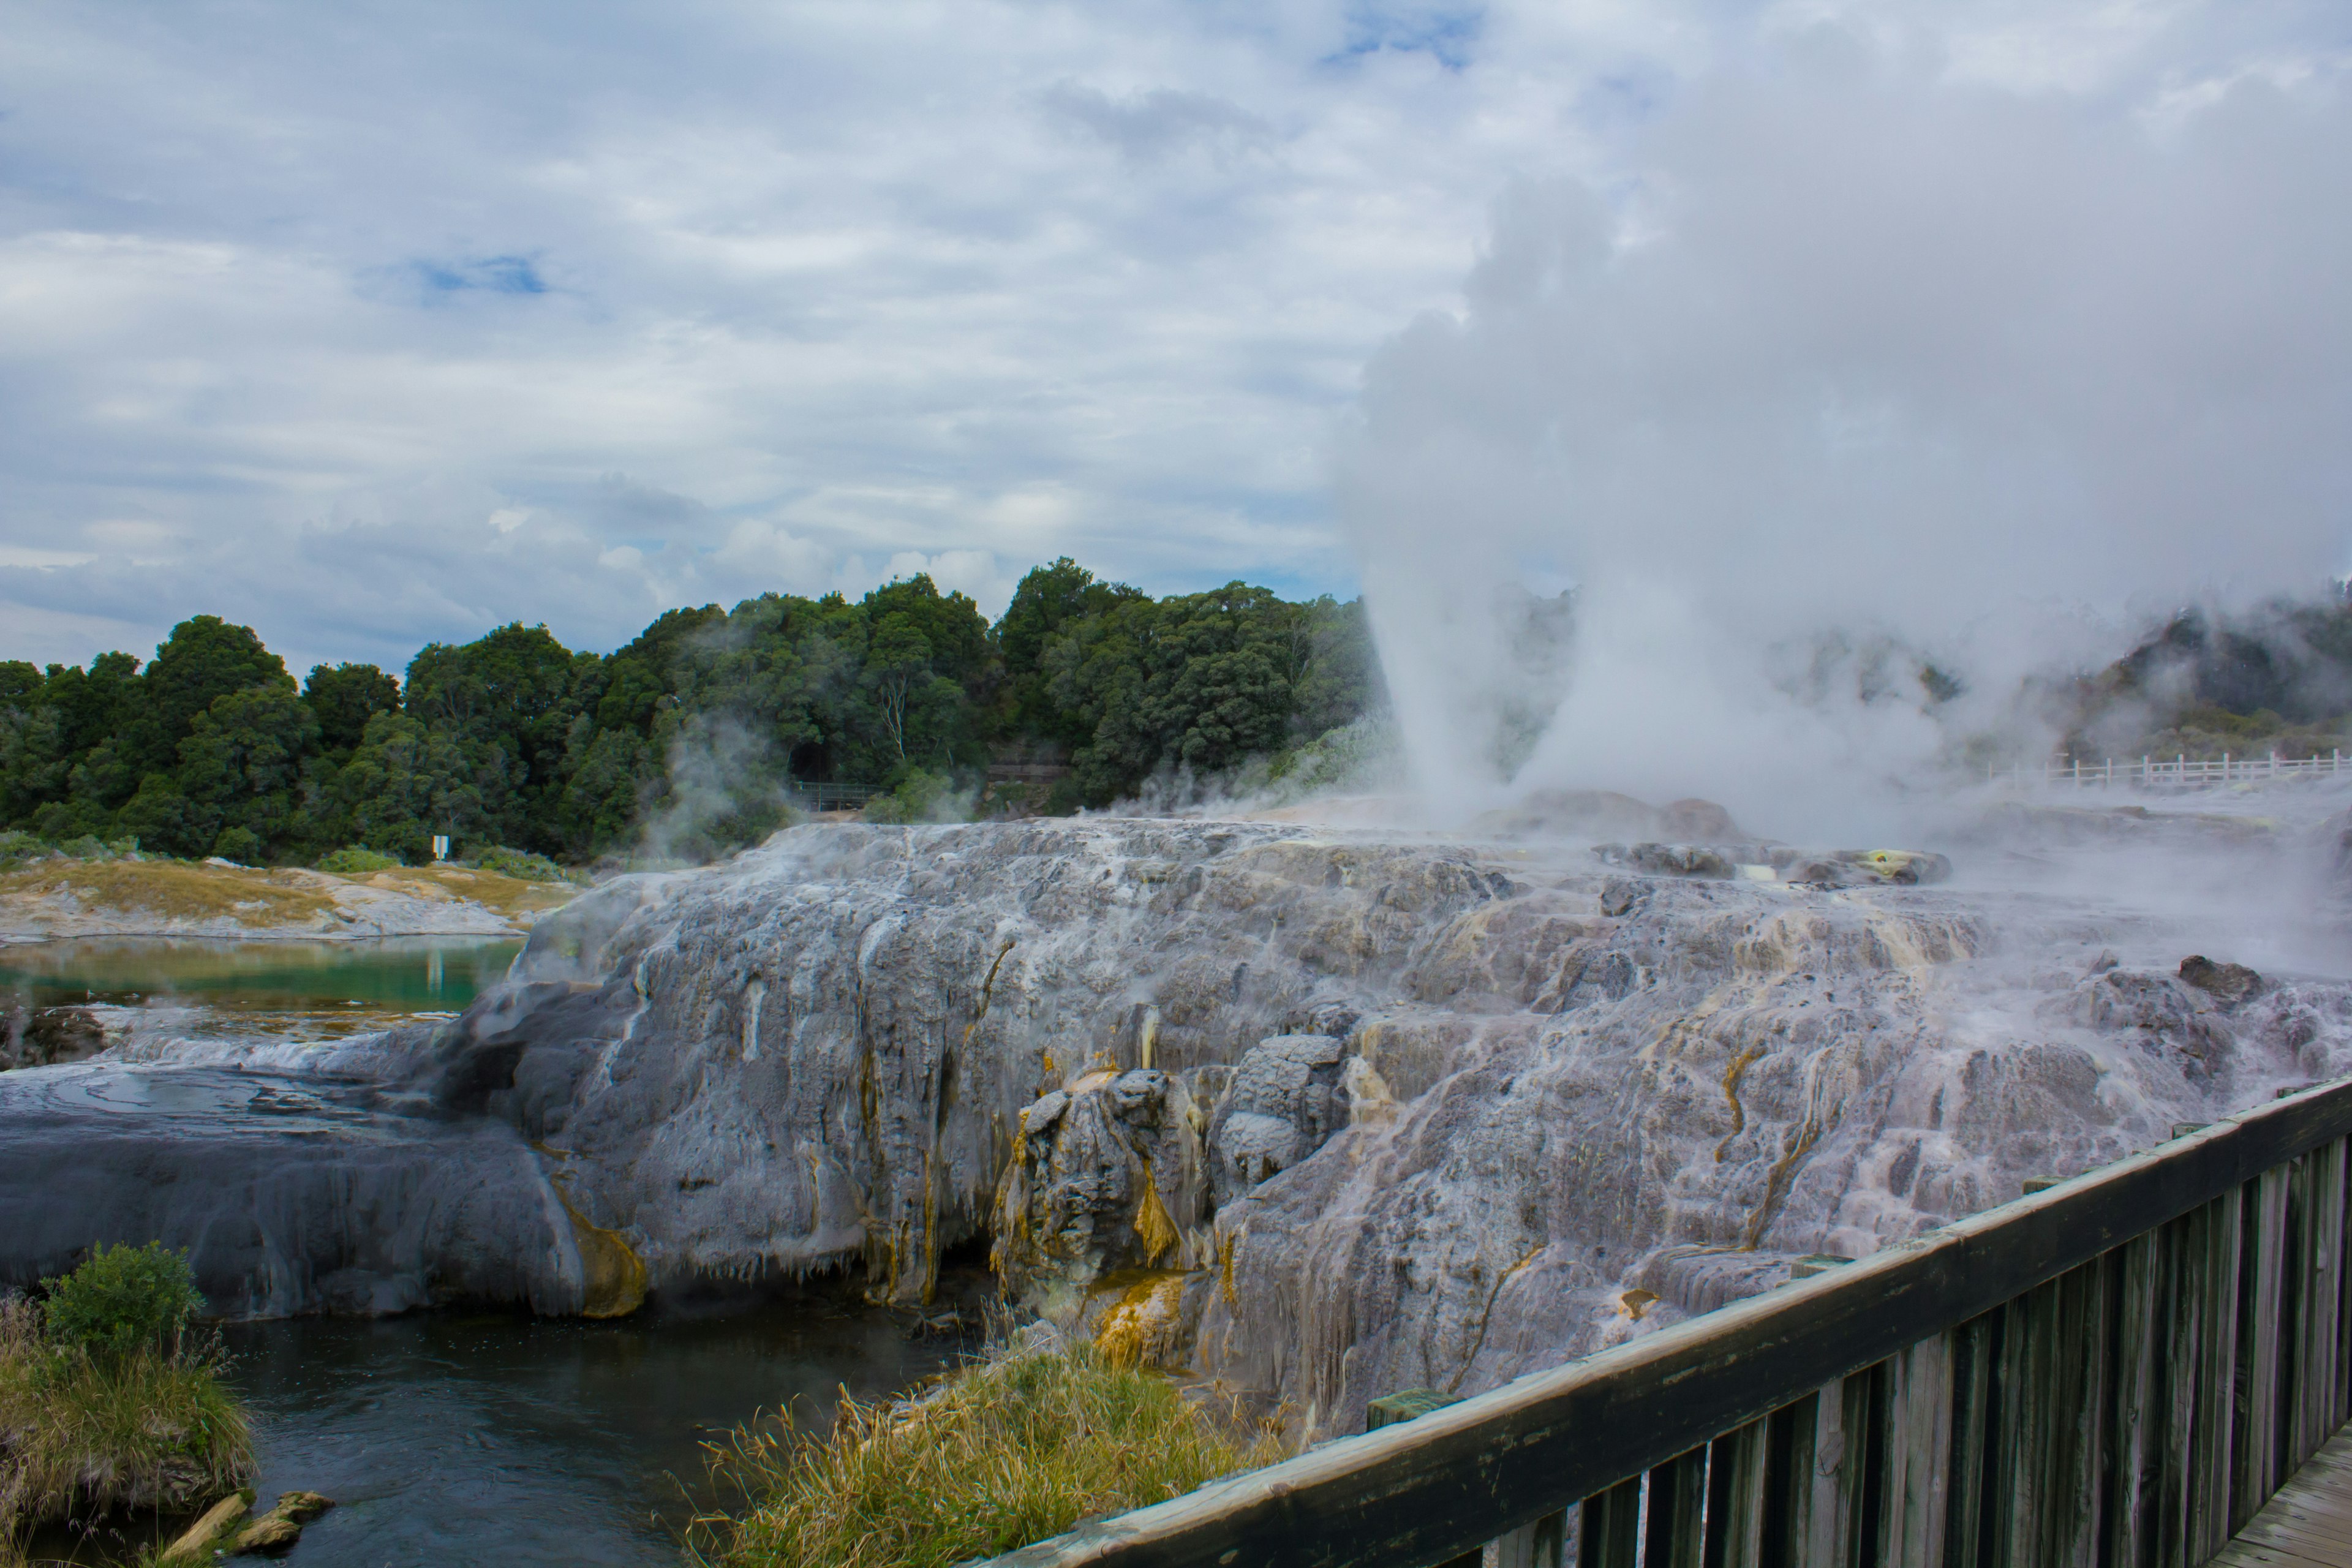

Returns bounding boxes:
[125,617,291,776]
[175,683,323,859]
[334,710,508,862]
[304,663,402,762]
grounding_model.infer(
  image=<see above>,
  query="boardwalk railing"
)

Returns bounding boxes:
[986,1077,2352,1568]
[1999,752,2347,791]
[786,780,876,812]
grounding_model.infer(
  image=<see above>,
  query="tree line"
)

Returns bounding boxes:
[0,559,1382,866]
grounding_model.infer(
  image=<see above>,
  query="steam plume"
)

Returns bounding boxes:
[1340,35,2352,835]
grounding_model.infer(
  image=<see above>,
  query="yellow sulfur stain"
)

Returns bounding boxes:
[1091,1270,1190,1368]
[557,1194,647,1319]
[1133,1156,1181,1267]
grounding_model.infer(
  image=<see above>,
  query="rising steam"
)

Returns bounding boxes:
[1340,32,2352,837]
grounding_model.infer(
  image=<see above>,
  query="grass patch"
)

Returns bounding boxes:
[355,865,579,920]
[687,1338,1281,1568]
[0,1296,252,1543]
[0,861,336,925]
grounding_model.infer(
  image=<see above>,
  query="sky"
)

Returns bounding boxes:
[3,1,2348,682]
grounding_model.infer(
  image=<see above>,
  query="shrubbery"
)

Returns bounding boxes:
[316,846,401,874]
[1,1246,251,1537]
[464,845,567,882]
[861,769,968,825]
[40,1242,205,1363]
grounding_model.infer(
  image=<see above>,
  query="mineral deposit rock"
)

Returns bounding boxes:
[11,805,2348,1444]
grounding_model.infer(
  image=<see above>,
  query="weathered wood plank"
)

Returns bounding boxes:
[1991,1284,2052,1568]
[2049,1262,2109,1567]
[2106,1234,2160,1568]
[1492,1509,1565,1568]
[2286,1153,2320,1470]
[1881,1332,1949,1568]
[2337,1139,2352,1432]
[2198,1189,2248,1562]
[1702,1419,1768,1568]
[2239,1167,2292,1529]
[1943,1313,1996,1568]
[1804,1372,1881,1568]
[2299,1141,2345,1461]
[984,1085,2352,1568]
[1577,1479,1640,1568]
[2153,1210,2201,1568]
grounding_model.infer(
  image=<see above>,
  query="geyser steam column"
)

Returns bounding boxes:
[1338,46,2352,826]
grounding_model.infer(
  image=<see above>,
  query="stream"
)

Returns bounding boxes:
[7,938,973,1567]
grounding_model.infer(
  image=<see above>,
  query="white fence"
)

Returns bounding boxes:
[1997,751,2350,790]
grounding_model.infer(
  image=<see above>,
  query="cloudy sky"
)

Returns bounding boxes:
[3,1,2347,679]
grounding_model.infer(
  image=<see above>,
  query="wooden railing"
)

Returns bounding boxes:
[1997,752,2347,790]
[982,1077,2352,1568]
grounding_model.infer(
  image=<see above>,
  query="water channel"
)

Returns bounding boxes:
[6,938,973,1567]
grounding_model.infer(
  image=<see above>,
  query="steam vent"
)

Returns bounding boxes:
[8,797,2351,1440]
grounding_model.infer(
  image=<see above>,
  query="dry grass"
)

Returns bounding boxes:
[0,1298,252,1542]
[687,1339,1283,1568]
[355,865,579,921]
[0,858,578,932]
[0,861,336,925]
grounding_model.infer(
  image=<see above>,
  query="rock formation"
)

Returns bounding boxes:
[7,804,2349,1438]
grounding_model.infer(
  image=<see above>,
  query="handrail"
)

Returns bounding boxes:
[983,1076,2352,1568]
[1992,751,2347,791]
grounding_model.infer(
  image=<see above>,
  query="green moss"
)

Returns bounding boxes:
[688,1340,1280,1568]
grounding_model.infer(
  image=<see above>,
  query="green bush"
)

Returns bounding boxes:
[862,769,969,826]
[0,829,46,865]
[210,826,263,864]
[466,845,567,882]
[317,846,402,874]
[41,1243,206,1363]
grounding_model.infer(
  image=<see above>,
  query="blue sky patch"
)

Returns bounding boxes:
[413,255,548,296]
[1330,3,1481,70]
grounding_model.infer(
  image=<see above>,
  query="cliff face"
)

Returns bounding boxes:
[10,809,2344,1431]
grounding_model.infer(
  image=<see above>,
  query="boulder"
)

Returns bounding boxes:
[1,1005,106,1069]
[1660,799,1743,840]
[1208,1035,1348,1205]
[2180,956,2263,1006]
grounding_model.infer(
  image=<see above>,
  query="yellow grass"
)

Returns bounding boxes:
[0,861,334,924]
[688,1340,1282,1568]
[0,858,578,930]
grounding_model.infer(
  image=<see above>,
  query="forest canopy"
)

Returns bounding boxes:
[0,562,1383,866]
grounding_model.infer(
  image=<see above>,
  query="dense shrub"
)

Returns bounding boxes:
[861,769,968,825]
[465,845,567,882]
[317,846,401,874]
[40,1243,205,1363]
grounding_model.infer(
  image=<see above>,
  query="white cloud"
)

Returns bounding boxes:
[1,0,2343,684]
